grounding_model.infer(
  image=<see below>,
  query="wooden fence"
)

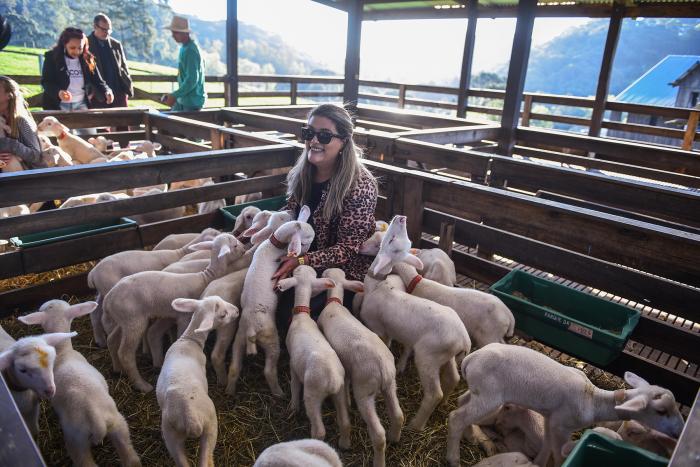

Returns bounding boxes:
[10,73,700,151]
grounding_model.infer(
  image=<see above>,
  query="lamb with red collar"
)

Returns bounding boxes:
[36,116,104,164]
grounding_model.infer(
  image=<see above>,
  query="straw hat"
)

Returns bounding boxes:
[164,16,191,33]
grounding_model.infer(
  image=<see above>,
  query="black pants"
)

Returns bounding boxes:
[276,288,356,336]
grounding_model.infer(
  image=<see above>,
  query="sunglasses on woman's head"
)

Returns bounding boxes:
[301,126,343,145]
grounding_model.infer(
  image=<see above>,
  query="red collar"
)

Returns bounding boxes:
[407,274,423,294]
[239,235,251,245]
[269,234,286,250]
[293,305,311,315]
[326,297,343,306]
[58,131,68,140]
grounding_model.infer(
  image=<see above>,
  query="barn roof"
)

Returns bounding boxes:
[614,55,700,106]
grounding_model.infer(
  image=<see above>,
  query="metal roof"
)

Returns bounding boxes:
[614,55,700,106]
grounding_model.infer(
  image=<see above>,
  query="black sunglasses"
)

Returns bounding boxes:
[301,126,344,145]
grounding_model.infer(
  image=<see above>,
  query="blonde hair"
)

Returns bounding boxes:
[286,104,376,220]
[0,76,32,139]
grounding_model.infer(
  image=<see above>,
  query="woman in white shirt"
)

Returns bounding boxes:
[41,27,113,111]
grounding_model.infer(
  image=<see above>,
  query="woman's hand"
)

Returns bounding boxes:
[105,90,114,105]
[0,153,13,163]
[271,256,302,284]
[59,90,72,102]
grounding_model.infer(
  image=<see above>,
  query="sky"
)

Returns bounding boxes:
[169,0,591,84]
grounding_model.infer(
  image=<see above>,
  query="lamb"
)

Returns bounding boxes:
[87,228,218,347]
[0,327,77,436]
[446,343,686,467]
[37,116,105,164]
[87,135,114,153]
[0,204,30,218]
[391,261,514,350]
[473,404,545,459]
[129,140,161,157]
[156,296,238,467]
[411,248,456,286]
[472,452,537,467]
[18,300,141,467]
[318,268,404,467]
[196,179,227,214]
[616,420,677,458]
[276,266,351,447]
[103,233,245,392]
[38,134,73,167]
[359,215,471,431]
[226,206,314,397]
[128,187,186,224]
[253,439,343,467]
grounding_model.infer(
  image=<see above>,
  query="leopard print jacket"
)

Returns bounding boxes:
[284,171,377,281]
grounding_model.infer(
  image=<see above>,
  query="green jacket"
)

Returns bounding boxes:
[172,39,206,109]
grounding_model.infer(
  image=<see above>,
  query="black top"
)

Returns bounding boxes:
[93,37,119,92]
[87,33,134,98]
[40,50,111,110]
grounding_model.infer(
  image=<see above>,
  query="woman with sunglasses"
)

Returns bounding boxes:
[272,103,378,327]
[41,27,113,111]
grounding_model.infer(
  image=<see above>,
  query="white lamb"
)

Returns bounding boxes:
[318,268,404,467]
[0,325,73,436]
[103,233,245,392]
[391,261,514,364]
[612,419,678,458]
[0,204,30,218]
[473,452,537,467]
[37,116,104,164]
[411,247,457,286]
[196,179,227,214]
[39,134,73,167]
[157,296,238,467]
[87,135,114,153]
[253,439,342,467]
[87,228,218,347]
[473,404,545,459]
[446,343,686,467]
[128,187,186,225]
[19,300,141,467]
[359,215,471,431]
[275,266,351,447]
[226,206,314,397]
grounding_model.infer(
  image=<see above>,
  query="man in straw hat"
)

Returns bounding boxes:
[161,15,206,111]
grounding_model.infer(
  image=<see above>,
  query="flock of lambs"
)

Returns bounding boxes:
[0,195,687,467]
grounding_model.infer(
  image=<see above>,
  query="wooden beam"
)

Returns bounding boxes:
[670,391,700,466]
[498,0,537,157]
[589,2,623,137]
[226,0,239,106]
[457,0,478,119]
[343,0,363,108]
[0,376,46,467]
[682,110,699,151]
[395,124,500,145]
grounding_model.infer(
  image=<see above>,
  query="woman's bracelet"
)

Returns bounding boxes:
[297,255,307,266]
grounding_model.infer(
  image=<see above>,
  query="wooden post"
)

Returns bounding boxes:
[498,0,537,157]
[398,84,407,109]
[521,94,533,127]
[144,112,152,141]
[226,0,239,107]
[682,110,699,151]
[402,177,424,245]
[589,2,624,137]
[210,129,223,150]
[457,0,478,119]
[343,0,363,109]
[438,221,455,257]
[290,79,298,105]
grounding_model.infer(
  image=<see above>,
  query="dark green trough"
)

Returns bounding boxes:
[489,269,640,366]
[562,430,668,467]
[219,195,287,231]
[10,218,137,248]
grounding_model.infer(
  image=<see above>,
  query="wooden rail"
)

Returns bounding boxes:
[11,73,699,150]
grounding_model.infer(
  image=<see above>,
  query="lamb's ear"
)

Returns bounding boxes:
[66,301,98,320]
[0,350,12,371]
[172,298,199,313]
[194,313,215,335]
[287,232,302,257]
[311,278,336,294]
[250,226,272,245]
[402,253,424,271]
[242,225,261,237]
[87,137,96,145]
[297,205,311,223]
[218,244,232,259]
[650,430,678,453]
[189,240,214,252]
[343,280,364,294]
[18,311,46,326]
[560,441,577,459]
[41,332,77,347]
[614,394,648,418]
[372,253,392,276]
[275,277,298,292]
[624,372,650,389]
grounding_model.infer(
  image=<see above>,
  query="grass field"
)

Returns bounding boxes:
[0,45,293,109]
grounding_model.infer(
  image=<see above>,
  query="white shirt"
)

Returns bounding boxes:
[65,56,85,103]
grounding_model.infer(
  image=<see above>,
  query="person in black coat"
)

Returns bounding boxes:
[41,27,113,111]
[87,13,133,108]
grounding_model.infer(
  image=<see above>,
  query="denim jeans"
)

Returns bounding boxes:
[59,101,89,111]
[172,102,203,112]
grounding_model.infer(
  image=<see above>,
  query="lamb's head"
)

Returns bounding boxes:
[38,134,54,151]
[233,205,262,236]
[617,420,677,457]
[130,140,161,157]
[272,206,315,257]
[0,332,77,399]
[371,215,423,276]
[171,296,239,335]
[87,135,114,153]
[37,116,65,137]
[19,299,97,334]
[183,227,220,249]
[321,268,364,298]
[189,233,245,270]
[614,372,685,439]
[275,265,335,296]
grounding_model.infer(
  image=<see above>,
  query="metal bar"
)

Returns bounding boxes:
[457,0,478,119]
